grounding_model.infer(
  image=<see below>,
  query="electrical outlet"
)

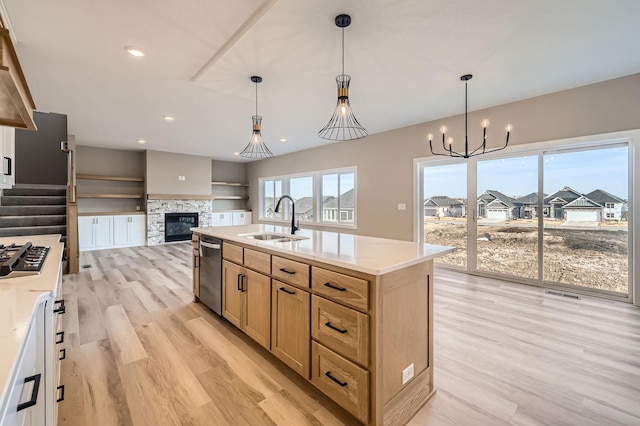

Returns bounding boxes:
[178,175,186,181]
[397,203,406,211]
[402,363,414,385]
[136,205,140,211]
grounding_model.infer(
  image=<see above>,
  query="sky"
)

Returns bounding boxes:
[267,172,355,200]
[424,145,629,199]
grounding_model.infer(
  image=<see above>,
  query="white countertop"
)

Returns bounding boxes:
[192,224,455,275]
[0,234,64,409]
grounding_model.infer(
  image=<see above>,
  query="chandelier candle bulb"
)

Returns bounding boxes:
[482,119,489,128]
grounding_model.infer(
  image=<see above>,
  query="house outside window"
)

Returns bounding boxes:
[259,167,356,228]
[605,202,615,208]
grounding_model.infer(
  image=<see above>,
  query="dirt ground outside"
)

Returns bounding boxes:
[425,218,629,294]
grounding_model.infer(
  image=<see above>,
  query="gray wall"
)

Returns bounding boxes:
[247,73,640,241]
[146,150,211,196]
[15,111,68,185]
[212,159,246,183]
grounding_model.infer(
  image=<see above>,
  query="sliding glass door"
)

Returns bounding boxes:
[420,141,630,298]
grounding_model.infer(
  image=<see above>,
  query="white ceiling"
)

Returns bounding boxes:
[4,0,640,161]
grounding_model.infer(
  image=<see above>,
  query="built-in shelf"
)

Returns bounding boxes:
[211,181,249,187]
[213,195,249,200]
[77,194,144,199]
[77,174,145,182]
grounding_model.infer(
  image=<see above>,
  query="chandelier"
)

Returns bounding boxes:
[240,75,274,159]
[429,74,512,158]
[318,14,367,141]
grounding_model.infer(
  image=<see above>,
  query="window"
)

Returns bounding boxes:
[606,212,615,219]
[259,167,356,228]
[605,202,615,208]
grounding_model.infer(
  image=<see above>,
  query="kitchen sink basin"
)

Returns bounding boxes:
[239,232,308,243]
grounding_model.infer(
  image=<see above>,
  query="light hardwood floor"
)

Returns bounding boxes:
[58,244,640,426]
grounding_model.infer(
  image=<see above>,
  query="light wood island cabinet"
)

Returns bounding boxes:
[191,225,454,425]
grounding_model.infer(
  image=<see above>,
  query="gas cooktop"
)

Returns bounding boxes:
[0,242,50,279]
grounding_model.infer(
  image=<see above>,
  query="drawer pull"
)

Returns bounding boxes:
[279,268,296,275]
[53,299,66,314]
[57,385,65,403]
[324,282,347,292]
[59,348,66,360]
[17,374,41,411]
[325,371,348,387]
[325,322,348,334]
[56,331,65,344]
[279,287,296,295]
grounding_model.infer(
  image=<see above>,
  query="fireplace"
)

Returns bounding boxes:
[165,212,198,242]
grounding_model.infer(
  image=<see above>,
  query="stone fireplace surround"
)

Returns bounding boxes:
[146,198,212,245]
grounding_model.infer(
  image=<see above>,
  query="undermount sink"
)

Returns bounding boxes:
[239,232,308,243]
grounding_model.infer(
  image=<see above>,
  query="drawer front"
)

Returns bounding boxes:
[311,341,369,424]
[311,296,369,366]
[311,267,368,312]
[272,256,310,288]
[222,242,243,264]
[244,248,271,275]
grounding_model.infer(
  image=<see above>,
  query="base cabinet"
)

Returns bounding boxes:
[113,215,145,247]
[0,126,15,189]
[271,281,310,378]
[79,214,146,251]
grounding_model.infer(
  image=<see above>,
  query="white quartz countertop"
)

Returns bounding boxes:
[192,224,455,275]
[0,234,64,410]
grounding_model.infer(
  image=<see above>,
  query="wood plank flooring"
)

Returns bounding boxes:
[58,244,640,425]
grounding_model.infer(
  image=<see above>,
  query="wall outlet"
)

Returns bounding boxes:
[402,363,414,385]
[178,175,186,181]
[397,203,406,211]
[136,205,140,211]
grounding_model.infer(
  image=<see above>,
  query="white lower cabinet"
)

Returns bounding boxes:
[211,211,251,227]
[0,126,16,189]
[79,214,146,251]
[232,211,252,225]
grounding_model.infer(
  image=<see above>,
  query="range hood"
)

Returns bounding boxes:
[0,27,36,130]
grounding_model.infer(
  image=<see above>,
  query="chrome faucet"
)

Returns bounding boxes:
[274,195,299,235]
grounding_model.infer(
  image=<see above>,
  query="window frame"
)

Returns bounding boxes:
[258,166,357,229]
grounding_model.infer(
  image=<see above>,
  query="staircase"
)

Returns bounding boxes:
[0,186,67,245]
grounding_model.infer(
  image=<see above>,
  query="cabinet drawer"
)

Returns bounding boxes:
[311,296,369,367]
[223,242,243,264]
[311,267,368,312]
[244,248,271,275]
[311,341,369,424]
[272,256,309,288]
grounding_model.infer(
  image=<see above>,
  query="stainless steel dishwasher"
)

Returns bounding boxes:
[199,237,222,315]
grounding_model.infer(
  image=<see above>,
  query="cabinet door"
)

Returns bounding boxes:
[271,280,311,378]
[0,126,15,188]
[112,215,129,246]
[243,269,271,349]
[94,216,113,248]
[78,216,95,251]
[129,215,146,245]
[232,211,251,225]
[222,260,243,328]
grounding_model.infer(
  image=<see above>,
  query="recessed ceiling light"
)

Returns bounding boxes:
[233,152,240,156]
[125,46,145,57]
[279,138,287,142]
[162,115,174,122]
[137,139,147,144]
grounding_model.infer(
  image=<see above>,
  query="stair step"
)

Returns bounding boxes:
[2,187,67,197]
[1,195,67,206]
[0,225,67,238]
[0,215,67,227]
[0,205,67,216]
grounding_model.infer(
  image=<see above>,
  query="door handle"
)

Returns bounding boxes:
[17,374,41,411]
[200,241,221,250]
[237,274,242,291]
[59,348,66,360]
[241,275,246,292]
[53,299,66,314]
[3,156,11,176]
[56,331,65,344]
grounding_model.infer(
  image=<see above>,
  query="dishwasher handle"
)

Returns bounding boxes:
[200,241,221,250]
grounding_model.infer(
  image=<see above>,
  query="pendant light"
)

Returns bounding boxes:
[240,76,274,159]
[428,74,512,158]
[318,14,367,141]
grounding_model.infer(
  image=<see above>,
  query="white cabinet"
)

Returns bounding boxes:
[211,212,233,227]
[0,126,15,188]
[211,211,251,227]
[232,211,252,225]
[113,215,146,247]
[78,215,113,251]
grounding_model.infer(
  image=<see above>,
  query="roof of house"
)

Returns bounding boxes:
[543,186,582,205]
[514,192,546,204]
[323,189,354,209]
[424,196,461,207]
[562,196,602,209]
[478,190,515,208]
[585,189,625,204]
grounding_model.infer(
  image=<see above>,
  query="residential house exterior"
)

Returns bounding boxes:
[561,196,603,222]
[513,192,545,219]
[477,190,515,220]
[423,196,466,218]
[322,189,354,222]
[586,189,626,221]
[543,186,582,220]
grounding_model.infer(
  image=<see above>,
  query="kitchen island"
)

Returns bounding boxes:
[191,224,454,425]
